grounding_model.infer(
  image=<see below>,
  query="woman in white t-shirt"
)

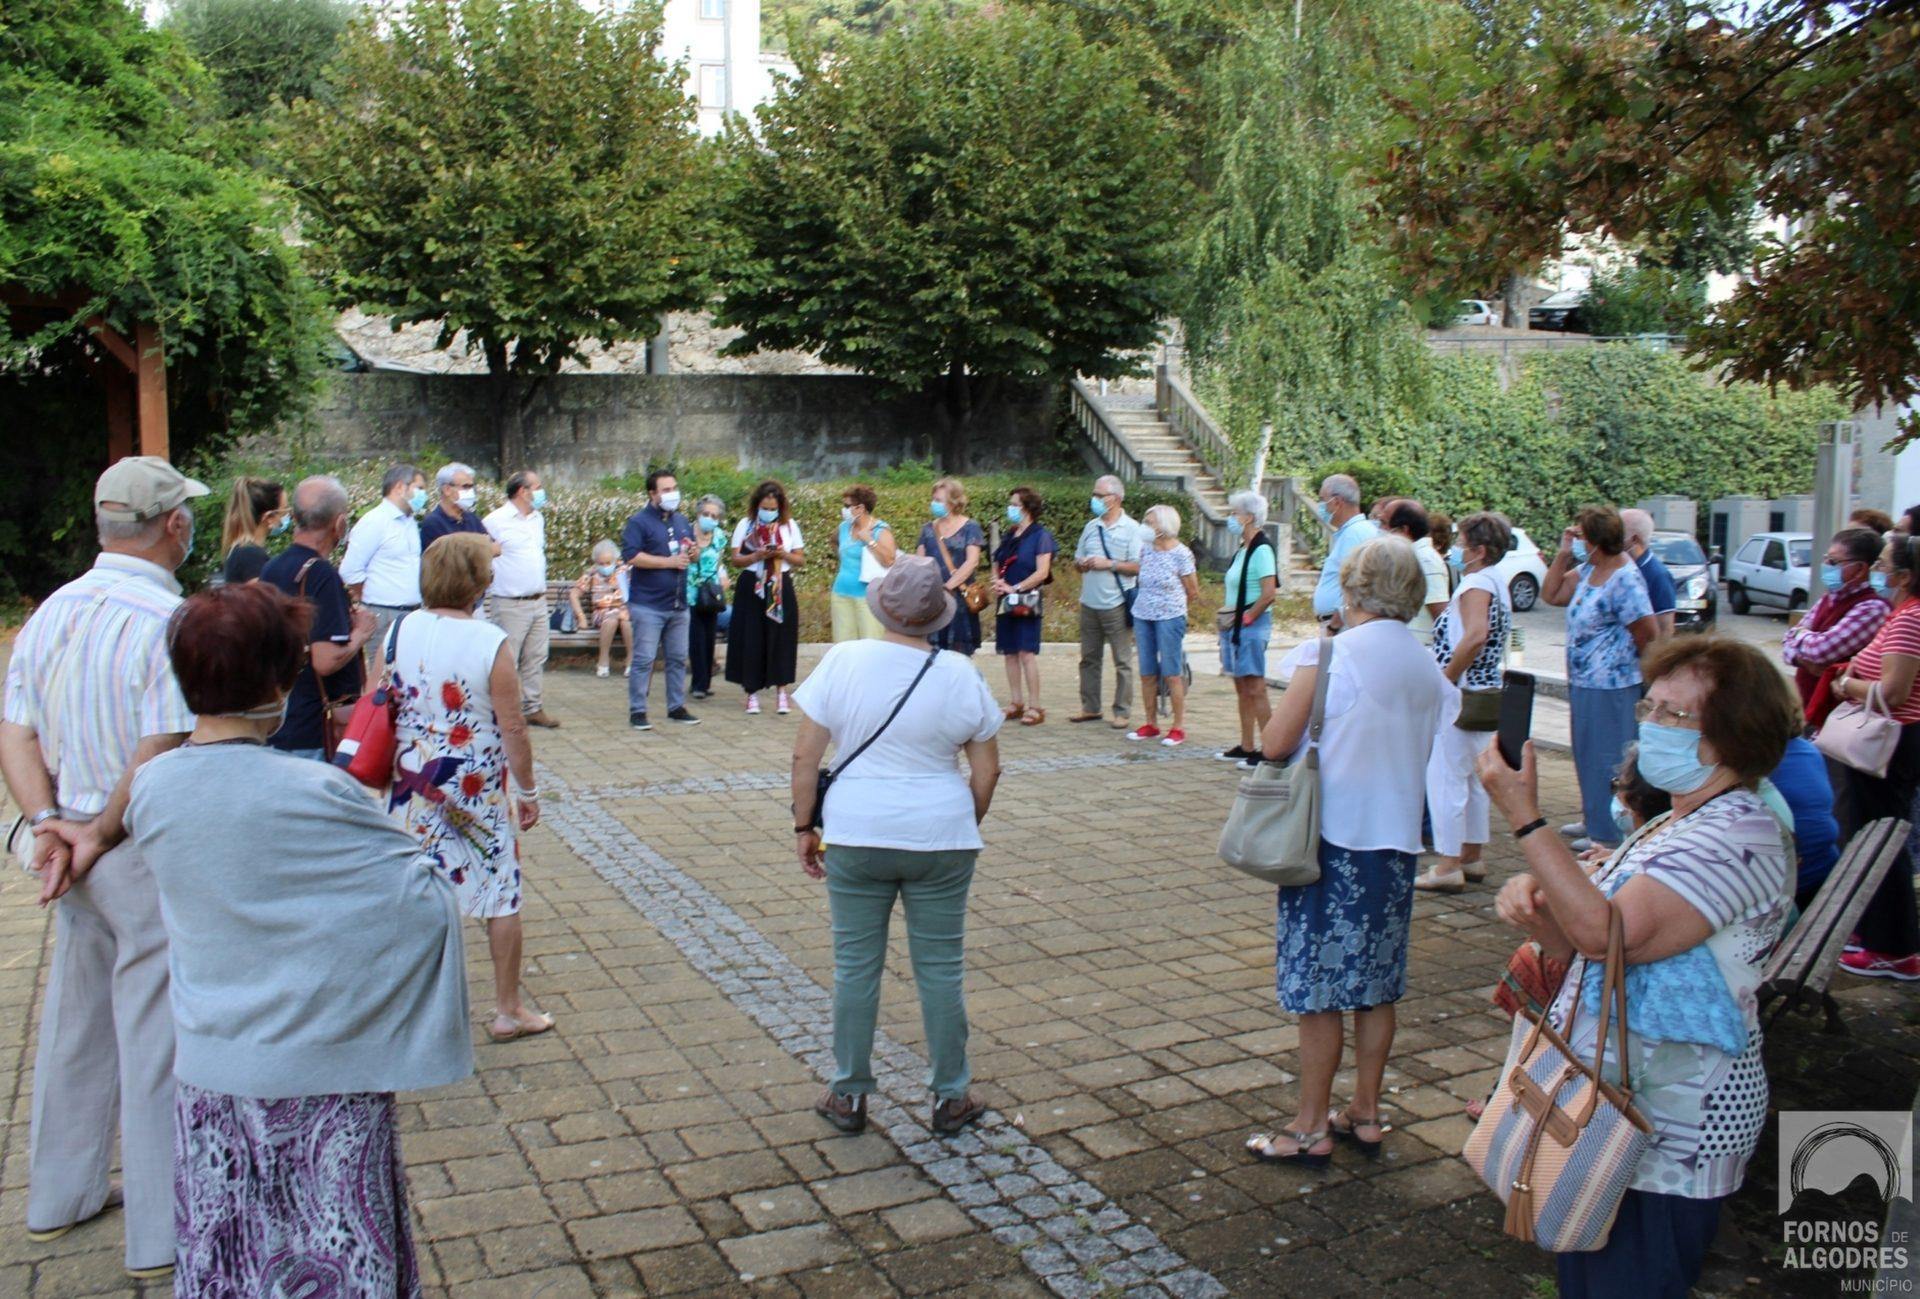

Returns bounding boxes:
[1246,537,1448,1170]
[725,479,807,714]
[1417,511,1516,893]
[790,557,1003,1139]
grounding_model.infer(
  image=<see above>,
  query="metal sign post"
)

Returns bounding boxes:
[1813,421,1859,595]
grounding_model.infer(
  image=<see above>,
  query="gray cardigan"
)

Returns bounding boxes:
[128,744,474,1099]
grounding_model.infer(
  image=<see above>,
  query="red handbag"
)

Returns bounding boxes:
[333,616,404,789]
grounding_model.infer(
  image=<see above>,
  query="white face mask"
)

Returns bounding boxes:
[226,694,289,728]
[659,490,681,512]
[455,488,476,510]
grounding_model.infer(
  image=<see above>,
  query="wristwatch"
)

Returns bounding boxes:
[794,825,816,835]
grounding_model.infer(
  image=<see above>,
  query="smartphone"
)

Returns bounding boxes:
[1497,671,1536,770]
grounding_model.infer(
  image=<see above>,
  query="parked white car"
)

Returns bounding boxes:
[1493,526,1549,611]
[1723,531,1814,613]
[1450,299,1498,326]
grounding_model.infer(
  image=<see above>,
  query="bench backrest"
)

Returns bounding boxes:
[1763,816,1909,999]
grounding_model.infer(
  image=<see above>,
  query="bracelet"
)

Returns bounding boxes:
[794,824,816,835]
[1513,816,1548,840]
[28,808,60,829]
[515,788,539,801]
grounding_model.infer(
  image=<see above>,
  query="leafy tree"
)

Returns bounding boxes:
[1373,0,1919,425]
[1582,264,1707,337]
[0,0,327,595]
[717,8,1187,469]
[761,0,965,52]
[278,0,719,469]
[162,0,353,118]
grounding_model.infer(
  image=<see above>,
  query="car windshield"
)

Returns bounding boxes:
[1790,540,1812,568]
[1650,536,1705,566]
[1541,291,1583,307]
[1510,528,1535,552]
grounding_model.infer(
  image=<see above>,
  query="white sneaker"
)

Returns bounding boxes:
[777,690,792,715]
[596,665,610,678]
[1558,822,1586,839]
[746,693,761,715]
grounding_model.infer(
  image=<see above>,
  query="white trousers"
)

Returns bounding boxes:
[1426,718,1493,858]
[29,839,176,1269]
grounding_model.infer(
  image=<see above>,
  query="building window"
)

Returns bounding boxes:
[697,63,727,109]
[700,0,726,19]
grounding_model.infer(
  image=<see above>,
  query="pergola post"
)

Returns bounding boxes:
[133,321,168,460]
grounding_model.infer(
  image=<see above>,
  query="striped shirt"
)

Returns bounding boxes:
[2,554,195,817]
[1781,582,1889,670]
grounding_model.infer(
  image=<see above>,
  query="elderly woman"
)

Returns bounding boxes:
[1245,538,1449,1168]
[918,477,984,656]
[1416,512,1516,892]
[569,539,631,678]
[128,582,471,1295]
[1217,489,1278,768]
[1128,504,1198,746]
[383,533,550,1042]
[1543,505,1658,849]
[992,487,1057,725]
[1478,635,1798,1297]
[831,483,897,641]
[791,557,1003,1136]
[1826,535,1920,979]
[688,493,730,698]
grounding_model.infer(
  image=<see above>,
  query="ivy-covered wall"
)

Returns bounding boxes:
[1260,347,1849,540]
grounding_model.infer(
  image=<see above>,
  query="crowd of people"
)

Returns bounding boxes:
[2,454,1913,1296]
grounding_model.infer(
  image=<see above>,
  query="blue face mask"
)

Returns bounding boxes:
[1636,720,1715,793]
[930,499,949,519]
[1571,538,1590,564]
[1871,571,1890,597]
[1447,544,1464,568]
[1090,495,1106,518]
[530,488,547,511]
[1225,514,1244,536]
[698,515,719,533]
[758,507,779,525]
[1610,794,1635,839]
[269,512,291,538]
[408,486,429,513]
[597,563,616,576]
[1314,501,1333,525]
[1821,563,1844,590]
[1006,504,1024,524]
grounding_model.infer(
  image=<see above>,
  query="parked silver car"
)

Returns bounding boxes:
[1723,531,1814,614]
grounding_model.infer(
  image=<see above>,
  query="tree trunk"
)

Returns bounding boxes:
[1501,271,1529,330]
[483,339,516,477]
[936,360,975,474]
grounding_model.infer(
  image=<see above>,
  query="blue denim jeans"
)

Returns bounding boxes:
[627,603,689,716]
[825,846,977,1101]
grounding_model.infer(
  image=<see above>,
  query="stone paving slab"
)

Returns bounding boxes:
[1,641,1914,1297]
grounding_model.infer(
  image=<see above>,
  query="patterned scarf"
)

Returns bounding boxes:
[749,521,785,623]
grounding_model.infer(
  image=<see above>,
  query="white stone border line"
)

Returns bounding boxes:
[540,766,1227,1299]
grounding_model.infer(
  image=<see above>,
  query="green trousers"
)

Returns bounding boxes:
[824,845,978,1101]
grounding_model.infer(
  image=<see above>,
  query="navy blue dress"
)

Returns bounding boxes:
[993,524,1057,656]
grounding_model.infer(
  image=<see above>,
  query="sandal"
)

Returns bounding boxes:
[1020,707,1045,726]
[932,1093,988,1135]
[1245,1128,1332,1169]
[487,1011,556,1043]
[1003,703,1026,720]
[28,1185,122,1243]
[814,1089,868,1134]
[1328,1108,1391,1158]
[1412,868,1468,893]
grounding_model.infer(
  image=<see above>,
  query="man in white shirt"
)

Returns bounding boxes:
[484,470,558,728]
[340,462,427,651]
[1384,499,1451,638]
[1070,475,1144,728]
[0,457,203,1280]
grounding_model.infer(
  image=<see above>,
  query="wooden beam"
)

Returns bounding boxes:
[86,316,137,372]
[134,322,168,461]
[105,373,134,464]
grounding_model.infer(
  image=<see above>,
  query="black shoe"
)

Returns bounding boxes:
[629,712,651,730]
[691,689,711,700]
[815,1089,867,1133]
[1216,745,1251,762]
[667,707,701,725]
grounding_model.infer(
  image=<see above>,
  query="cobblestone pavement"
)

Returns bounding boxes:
[1,643,1913,1298]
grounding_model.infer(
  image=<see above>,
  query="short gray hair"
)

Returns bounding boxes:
[292,475,350,531]
[695,493,726,516]
[591,538,618,562]
[1621,507,1654,545]
[1227,490,1267,527]
[97,507,178,547]
[1340,536,1427,621]
[382,463,421,495]
[1320,474,1360,506]
[435,461,474,489]
[1144,503,1181,537]
[1094,474,1124,500]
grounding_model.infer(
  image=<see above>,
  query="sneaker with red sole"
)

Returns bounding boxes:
[1838,949,1920,981]
[1161,729,1186,747]
[1126,725,1162,741]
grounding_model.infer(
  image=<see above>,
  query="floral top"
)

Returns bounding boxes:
[575,567,623,614]
[1133,543,1196,622]
[1565,562,1654,689]
[1533,790,1789,1199]
[686,529,727,604]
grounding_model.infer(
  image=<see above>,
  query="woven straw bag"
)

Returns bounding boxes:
[1462,907,1655,1252]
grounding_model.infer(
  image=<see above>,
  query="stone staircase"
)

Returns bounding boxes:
[1101,398,1234,520]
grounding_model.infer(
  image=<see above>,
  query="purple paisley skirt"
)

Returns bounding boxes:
[174,1081,422,1298]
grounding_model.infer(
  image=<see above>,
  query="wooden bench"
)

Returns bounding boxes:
[542,578,604,651]
[1758,816,1910,1033]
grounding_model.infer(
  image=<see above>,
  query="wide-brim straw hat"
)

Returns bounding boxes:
[865,554,957,637]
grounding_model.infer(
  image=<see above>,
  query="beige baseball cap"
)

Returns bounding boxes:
[94,456,210,522]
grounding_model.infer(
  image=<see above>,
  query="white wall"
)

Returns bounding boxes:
[654,0,796,135]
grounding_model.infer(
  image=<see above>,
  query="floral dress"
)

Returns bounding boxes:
[389,612,520,918]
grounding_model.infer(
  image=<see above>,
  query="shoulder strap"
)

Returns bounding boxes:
[1304,635,1335,760]
[928,526,958,581]
[830,649,941,780]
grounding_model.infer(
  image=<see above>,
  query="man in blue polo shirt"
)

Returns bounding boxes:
[418,462,496,551]
[620,470,701,730]
[1312,473,1378,626]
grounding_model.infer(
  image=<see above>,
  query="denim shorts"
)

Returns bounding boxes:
[1135,615,1187,677]
[1219,611,1272,678]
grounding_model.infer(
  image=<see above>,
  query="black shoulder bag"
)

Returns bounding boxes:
[1095,524,1137,627]
[804,648,941,831]
[1217,531,1272,645]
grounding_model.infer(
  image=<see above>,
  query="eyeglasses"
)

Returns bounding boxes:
[1635,698,1699,728]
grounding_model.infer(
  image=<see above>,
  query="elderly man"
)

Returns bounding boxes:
[261,476,376,760]
[1384,498,1450,636]
[419,460,498,551]
[1312,474,1379,625]
[485,469,559,728]
[1622,507,1678,638]
[0,457,204,1281]
[341,462,427,649]
[1071,474,1144,727]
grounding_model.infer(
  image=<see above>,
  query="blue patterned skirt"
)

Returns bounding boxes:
[1276,840,1417,1013]
[174,1082,421,1298]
